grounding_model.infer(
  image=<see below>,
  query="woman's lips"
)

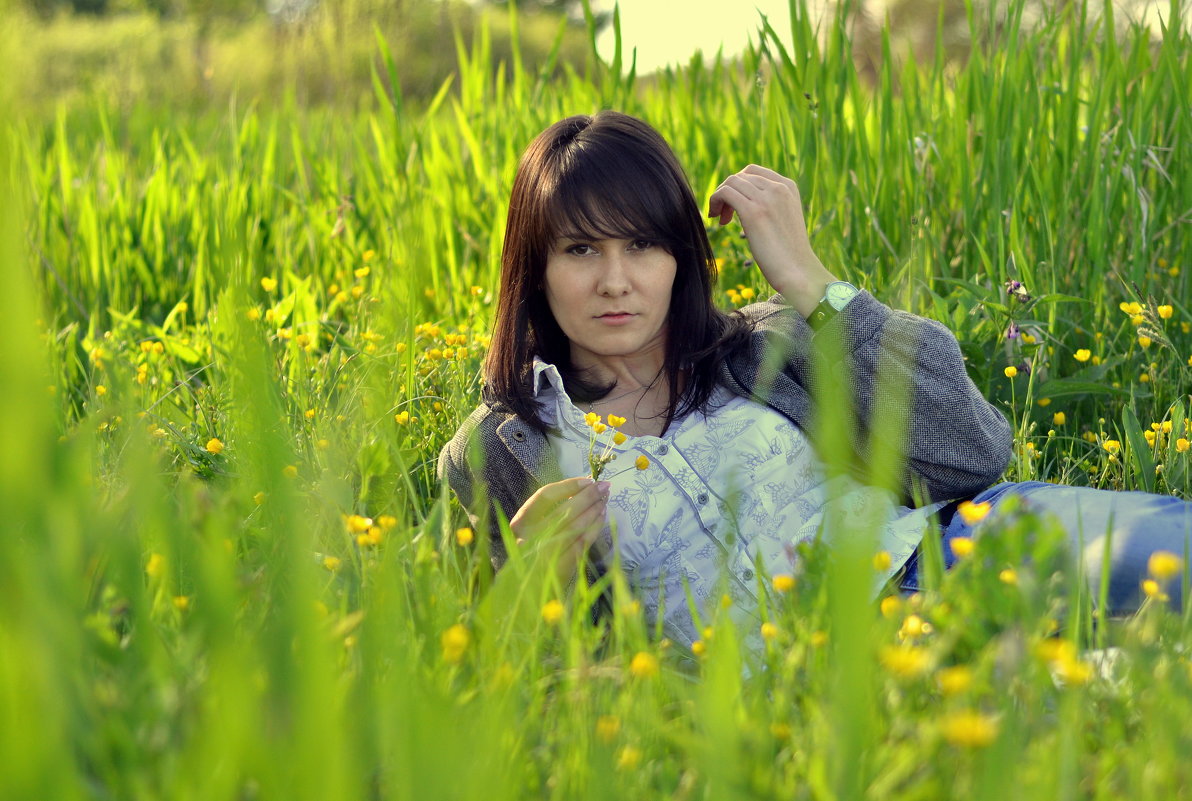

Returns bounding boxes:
[596,313,636,325]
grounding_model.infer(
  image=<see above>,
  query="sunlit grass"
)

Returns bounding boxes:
[2,0,1191,798]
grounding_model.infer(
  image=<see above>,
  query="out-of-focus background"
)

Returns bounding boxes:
[7,0,1166,117]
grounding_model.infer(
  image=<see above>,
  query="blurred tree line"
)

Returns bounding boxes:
[11,0,606,115]
[22,0,595,21]
[10,0,1162,117]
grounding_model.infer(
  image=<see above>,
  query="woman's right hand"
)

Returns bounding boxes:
[509,476,610,583]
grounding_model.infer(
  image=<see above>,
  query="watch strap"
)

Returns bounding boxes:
[808,281,858,330]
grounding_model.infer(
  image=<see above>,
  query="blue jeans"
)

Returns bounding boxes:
[900,481,1191,613]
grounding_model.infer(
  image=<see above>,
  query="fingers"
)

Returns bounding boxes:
[555,480,610,531]
[511,476,609,542]
[709,166,799,224]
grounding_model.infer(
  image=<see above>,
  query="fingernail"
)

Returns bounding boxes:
[579,478,594,486]
[597,481,611,492]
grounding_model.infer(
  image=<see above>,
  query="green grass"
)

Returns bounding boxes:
[2,1,1191,799]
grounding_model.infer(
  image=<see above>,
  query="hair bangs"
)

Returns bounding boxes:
[541,152,684,250]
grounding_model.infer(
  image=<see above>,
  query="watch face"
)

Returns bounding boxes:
[825,282,859,310]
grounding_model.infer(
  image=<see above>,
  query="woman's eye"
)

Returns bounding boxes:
[566,244,595,256]
[629,239,653,251]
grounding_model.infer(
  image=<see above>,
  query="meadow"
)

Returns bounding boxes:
[1,0,1191,798]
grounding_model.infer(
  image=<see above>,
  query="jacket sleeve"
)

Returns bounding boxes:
[725,291,1012,503]
[437,405,514,572]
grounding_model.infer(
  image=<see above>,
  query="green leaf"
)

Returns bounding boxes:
[1121,406,1154,493]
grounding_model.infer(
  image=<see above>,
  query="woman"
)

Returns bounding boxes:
[438,111,1188,650]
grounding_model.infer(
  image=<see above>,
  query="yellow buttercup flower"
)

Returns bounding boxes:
[455,527,474,546]
[345,515,373,533]
[941,711,999,748]
[629,651,659,678]
[873,551,892,571]
[956,500,991,525]
[1102,440,1121,455]
[607,414,627,428]
[584,412,601,427]
[634,455,650,470]
[879,645,931,678]
[323,556,342,571]
[999,568,1018,585]
[1073,348,1091,362]
[541,599,565,625]
[1176,438,1190,453]
[949,537,975,559]
[898,614,933,641]
[760,622,780,640]
[145,553,165,579]
[772,574,796,593]
[1052,412,1066,426]
[260,277,278,292]
[691,640,706,657]
[1142,579,1169,602]
[441,624,470,664]
[1137,335,1152,348]
[205,437,225,455]
[615,745,642,771]
[1003,366,1018,378]
[612,432,628,445]
[1157,305,1173,319]
[1147,551,1183,582]
[936,665,974,696]
[592,422,608,434]
[880,595,903,619]
[1119,301,1143,315]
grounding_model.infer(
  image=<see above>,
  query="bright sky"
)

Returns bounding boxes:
[592,0,796,74]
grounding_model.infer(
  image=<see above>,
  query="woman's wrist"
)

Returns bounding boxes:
[768,259,839,319]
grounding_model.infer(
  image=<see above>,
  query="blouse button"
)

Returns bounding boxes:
[656,444,669,456]
[741,569,755,581]
[696,493,709,506]
[511,429,526,442]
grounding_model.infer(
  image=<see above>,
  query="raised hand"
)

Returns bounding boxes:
[708,165,839,318]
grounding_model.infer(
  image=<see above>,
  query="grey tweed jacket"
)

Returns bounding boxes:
[437,291,1013,571]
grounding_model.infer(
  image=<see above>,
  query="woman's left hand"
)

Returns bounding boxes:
[708,165,839,318]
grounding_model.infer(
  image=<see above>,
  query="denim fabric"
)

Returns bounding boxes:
[900,481,1191,613]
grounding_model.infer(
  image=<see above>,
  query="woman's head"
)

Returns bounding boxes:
[485,111,746,428]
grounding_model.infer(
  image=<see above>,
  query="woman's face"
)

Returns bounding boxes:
[543,235,677,366]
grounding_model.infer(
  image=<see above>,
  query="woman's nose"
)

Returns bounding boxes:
[597,253,631,295]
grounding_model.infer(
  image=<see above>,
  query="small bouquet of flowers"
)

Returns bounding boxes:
[582,413,650,481]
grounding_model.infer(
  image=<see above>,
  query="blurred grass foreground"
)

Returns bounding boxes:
[2,0,1192,799]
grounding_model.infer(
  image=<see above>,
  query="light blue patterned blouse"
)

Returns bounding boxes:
[532,359,944,652]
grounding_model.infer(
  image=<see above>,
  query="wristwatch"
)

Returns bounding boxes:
[808,281,860,330]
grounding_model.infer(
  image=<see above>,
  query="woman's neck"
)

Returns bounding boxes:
[570,343,666,395]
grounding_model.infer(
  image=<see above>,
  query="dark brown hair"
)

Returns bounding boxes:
[484,110,750,432]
